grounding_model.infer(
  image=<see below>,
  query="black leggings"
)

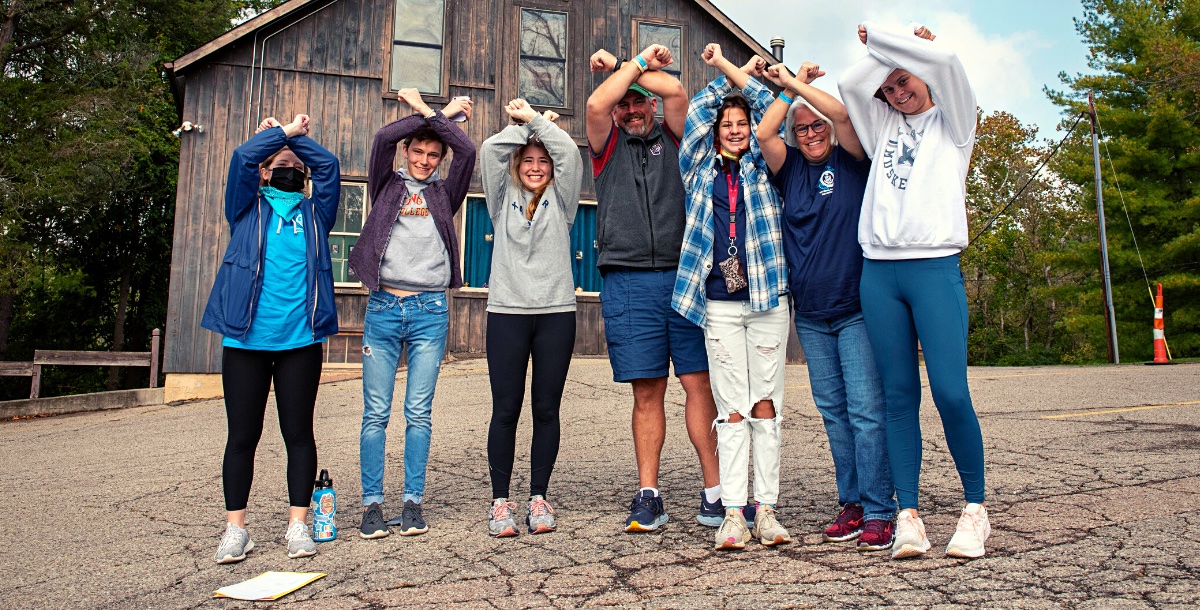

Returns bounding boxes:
[486,312,576,499]
[221,344,322,510]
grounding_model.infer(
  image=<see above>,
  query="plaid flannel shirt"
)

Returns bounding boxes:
[671,76,788,328]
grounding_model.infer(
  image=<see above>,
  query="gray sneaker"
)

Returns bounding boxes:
[285,520,317,558]
[398,500,428,536]
[214,522,254,564]
[359,502,390,539]
[752,505,793,547]
[489,499,519,537]
[526,495,557,534]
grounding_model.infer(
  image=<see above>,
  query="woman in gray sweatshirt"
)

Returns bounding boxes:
[480,99,584,537]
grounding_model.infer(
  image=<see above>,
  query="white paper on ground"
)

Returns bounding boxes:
[213,571,326,600]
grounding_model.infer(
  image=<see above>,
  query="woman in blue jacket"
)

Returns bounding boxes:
[201,114,340,564]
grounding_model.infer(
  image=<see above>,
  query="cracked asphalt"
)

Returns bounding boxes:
[3,359,1199,609]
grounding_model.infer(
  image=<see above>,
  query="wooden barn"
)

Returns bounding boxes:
[162,0,790,399]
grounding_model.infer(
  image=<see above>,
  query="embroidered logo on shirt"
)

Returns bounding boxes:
[650,142,663,156]
[818,167,835,196]
[881,124,924,190]
[399,192,430,216]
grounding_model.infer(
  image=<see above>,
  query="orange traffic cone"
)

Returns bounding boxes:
[1150,283,1170,365]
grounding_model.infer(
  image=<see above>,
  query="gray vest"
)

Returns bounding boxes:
[594,122,687,270]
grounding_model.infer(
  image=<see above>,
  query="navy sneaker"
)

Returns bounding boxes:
[697,492,724,527]
[699,492,757,528]
[624,490,669,532]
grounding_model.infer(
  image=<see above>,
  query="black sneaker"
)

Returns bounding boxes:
[359,502,390,539]
[398,500,429,536]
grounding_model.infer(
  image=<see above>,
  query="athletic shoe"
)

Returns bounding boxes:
[857,518,896,552]
[488,499,519,538]
[526,495,557,534]
[397,500,429,536]
[624,490,669,532]
[285,520,317,558]
[214,522,254,564]
[714,507,751,550]
[697,491,724,527]
[822,503,864,542]
[945,503,991,558]
[359,502,390,539]
[891,511,931,559]
[752,505,793,547]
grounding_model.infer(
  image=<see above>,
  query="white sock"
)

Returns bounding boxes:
[704,485,722,504]
[639,487,660,497]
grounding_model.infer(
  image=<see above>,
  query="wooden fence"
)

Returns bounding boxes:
[0,329,161,399]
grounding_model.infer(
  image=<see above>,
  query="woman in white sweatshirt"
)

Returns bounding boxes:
[479,99,583,538]
[838,22,989,560]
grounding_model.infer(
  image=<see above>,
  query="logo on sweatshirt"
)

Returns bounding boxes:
[881,124,923,190]
[650,142,663,156]
[818,167,835,196]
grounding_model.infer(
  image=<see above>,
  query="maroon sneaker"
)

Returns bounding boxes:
[822,503,864,542]
[857,518,896,551]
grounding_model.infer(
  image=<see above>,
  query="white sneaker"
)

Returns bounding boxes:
[891,511,931,559]
[945,503,990,558]
[285,520,317,558]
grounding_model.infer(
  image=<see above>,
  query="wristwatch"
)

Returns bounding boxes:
[613,58,625,73]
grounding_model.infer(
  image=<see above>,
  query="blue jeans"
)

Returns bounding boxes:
[859,255,986,510]
[794,310,896,521]
[360,290,449,506]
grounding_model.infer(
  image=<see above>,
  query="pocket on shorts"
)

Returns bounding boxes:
[600,274,629,344]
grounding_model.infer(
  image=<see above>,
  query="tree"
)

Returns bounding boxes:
[0,1,276,398]
[1049,0,1200,362]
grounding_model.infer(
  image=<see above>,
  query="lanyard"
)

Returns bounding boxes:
[725,162,740,255]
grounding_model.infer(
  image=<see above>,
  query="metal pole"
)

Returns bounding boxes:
[1089,91,1120,363]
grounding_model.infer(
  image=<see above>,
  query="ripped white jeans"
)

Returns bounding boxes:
[703,300,790,507]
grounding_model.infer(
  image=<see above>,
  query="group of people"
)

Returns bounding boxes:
[202,21,990,566]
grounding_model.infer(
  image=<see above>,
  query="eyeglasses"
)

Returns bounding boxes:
[793,120,828,136]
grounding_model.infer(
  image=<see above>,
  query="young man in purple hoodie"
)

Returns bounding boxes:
[348,89,476,539]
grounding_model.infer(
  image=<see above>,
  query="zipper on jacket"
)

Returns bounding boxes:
[640,143,656,265]
[247,197,264,332]
[310,206,320,340]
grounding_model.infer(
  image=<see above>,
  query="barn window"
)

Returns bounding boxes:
[390,0,446,96]
[518,8,568,107]
[636,21,684,86]
[329,182,367,285]
[461,197,601,294]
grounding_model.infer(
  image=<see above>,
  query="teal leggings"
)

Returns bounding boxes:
[859,254,985,509]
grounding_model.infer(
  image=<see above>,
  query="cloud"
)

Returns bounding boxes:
[927,13,1043,114]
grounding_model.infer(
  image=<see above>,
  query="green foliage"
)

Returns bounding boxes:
[0,1,278,398]
[1047,0,1200,362]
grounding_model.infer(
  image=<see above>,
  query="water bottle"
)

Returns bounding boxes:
[311,469,337,542]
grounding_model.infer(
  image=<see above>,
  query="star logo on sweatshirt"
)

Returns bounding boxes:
[898,143,916,167]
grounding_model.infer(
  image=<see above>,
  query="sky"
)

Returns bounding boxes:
[711,0,1095,142]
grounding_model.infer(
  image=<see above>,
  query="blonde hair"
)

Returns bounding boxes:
[509,139,554,221]
[784,101,839,150]
[259,146,312,198]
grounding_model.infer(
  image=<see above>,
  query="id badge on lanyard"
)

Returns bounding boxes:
[718,163,748,293]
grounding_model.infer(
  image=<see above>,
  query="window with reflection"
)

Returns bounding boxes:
[637,22,682,81]
[329,183,367,285]
[390,0,445,95]
[519,9,568,107]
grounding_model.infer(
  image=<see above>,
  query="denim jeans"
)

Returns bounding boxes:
[794,310,896,521]
[360,290,449,506]
[705,300,790,507]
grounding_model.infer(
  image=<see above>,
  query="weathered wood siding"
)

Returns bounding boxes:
[165,0,790,374]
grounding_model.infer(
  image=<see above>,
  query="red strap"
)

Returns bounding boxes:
[725,163,739,240]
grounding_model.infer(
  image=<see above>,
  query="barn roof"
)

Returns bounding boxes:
[168,0,776,73]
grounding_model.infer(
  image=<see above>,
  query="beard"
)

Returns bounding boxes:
[618,112,652,136]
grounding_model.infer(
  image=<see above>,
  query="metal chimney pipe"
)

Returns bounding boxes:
[770,37,785,62]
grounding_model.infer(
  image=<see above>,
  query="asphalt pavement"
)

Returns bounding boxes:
[2,359,1198,608]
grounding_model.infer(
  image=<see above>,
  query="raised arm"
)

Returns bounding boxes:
[286,132,341,231]
[678,75,733,193]
[586,44,684,150]
[781,62,864,160]
[526,112,583,225]
[756,66,793,175]
[224,116,305,225]
[426,113,477,214]
[837,53,893,158]
[480,123,531,218]
[861,21,977,147]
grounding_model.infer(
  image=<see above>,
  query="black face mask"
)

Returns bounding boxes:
[268,166,306,193]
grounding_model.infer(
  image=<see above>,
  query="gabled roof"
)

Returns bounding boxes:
[170,0,777,74]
